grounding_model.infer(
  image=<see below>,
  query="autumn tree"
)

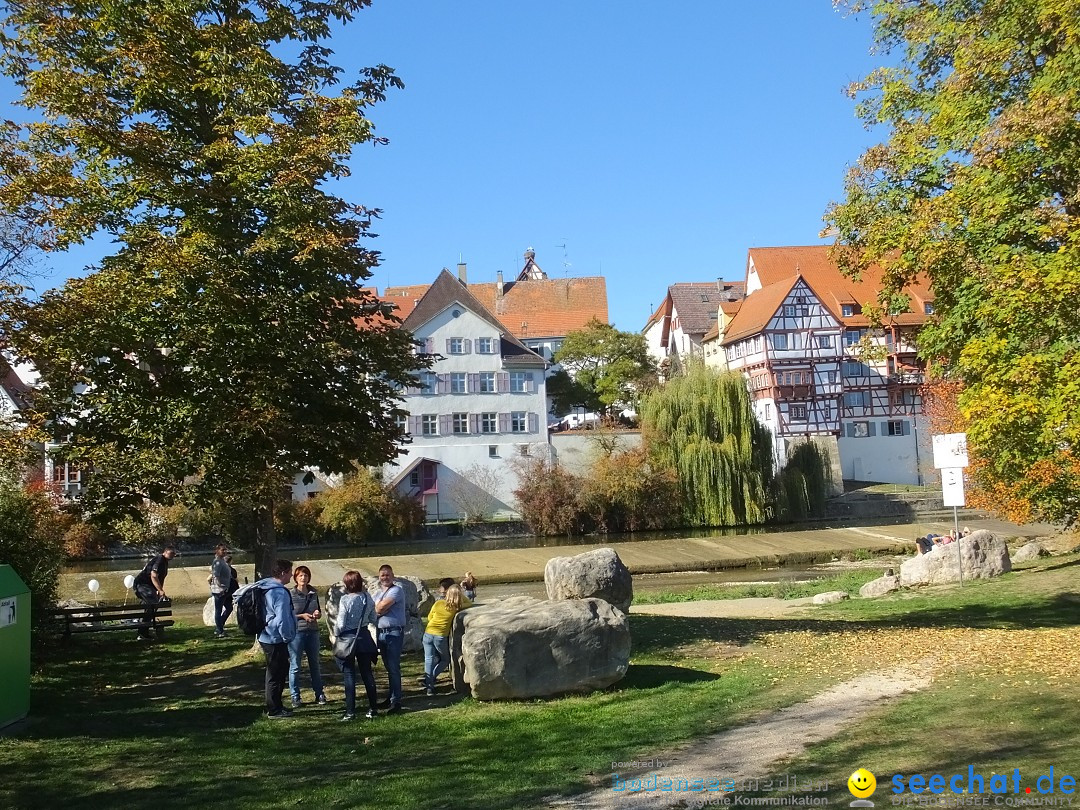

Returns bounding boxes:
[828,0,1080,525]
[553,318,657,416]
[0,0,424,575]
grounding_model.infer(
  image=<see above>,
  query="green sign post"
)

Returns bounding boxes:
[0,565,31,729]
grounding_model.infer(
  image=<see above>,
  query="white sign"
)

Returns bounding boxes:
[933,433,969,470]
[0,597,15,628]
[941,467,966,508]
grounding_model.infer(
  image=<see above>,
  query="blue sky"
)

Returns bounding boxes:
[6,0,886,331]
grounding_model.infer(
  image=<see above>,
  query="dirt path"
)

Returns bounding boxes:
[547,666,922,810]
[631,596,817,620]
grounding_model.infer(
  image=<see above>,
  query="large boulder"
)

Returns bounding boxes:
[544,547,633,612]
[899,530,1010,587]
[859,575,901,598]
[812,590,849,605]
[1012,542,1050,563]
[201,596,237,627]
[449,596,630,700]
[324,574,424,653]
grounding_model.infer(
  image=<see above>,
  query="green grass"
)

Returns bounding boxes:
[635,568,884,603]
[4,555,1079,809]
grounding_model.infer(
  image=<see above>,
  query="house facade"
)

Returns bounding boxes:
[383,269,550,521]
[720,246,933,486]
[644,281,745,372]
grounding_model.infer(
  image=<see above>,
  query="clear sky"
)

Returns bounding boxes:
[5,0,887,332]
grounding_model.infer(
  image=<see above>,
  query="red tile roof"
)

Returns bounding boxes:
[721,275,800,344]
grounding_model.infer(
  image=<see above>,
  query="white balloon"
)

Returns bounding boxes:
[124,575,135,589]
[88,579,100,593]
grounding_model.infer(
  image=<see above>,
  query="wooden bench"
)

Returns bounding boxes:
[48,603,175,640]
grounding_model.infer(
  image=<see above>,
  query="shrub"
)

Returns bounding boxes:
[580,448,681,533]
[513,458,588,536]
[275,497,325,545]
[315,470,423,543]
[62,521,108,558]
[0,476,67,635]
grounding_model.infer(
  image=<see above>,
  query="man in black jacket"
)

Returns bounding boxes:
[133,545,176,640]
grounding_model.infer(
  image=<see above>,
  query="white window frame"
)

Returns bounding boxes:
[450,373,467,394]
[510,411,527,433]
[421,415,438,436]
[509,371,530,393]
[477,337,495,354]
[452,412,469,434]
[478,372,496,393]
[480,412,497,434]
[448,337,466,355]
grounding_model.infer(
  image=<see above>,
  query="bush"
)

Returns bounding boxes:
[513,458,588,536]
[62,521,108,558]
[315,470,423,543]
[0,477,67,635]
[275,497,325,545]
[580,448,681,533]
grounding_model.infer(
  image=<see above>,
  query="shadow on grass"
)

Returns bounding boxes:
[619,664,721,689]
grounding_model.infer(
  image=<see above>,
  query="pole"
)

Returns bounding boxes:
[954,505,963,587]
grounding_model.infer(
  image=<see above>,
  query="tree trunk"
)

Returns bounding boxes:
[253,498,277,581]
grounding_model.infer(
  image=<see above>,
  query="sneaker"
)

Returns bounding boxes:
[426,687,435,697]
[386,704,403,715]
[340,713,355,722]
[364,709,378,719]
[136,635,152,642]
[267,710,294,719]
[213,631,224,638]
[377,698,390,709]
[316,695,327,706]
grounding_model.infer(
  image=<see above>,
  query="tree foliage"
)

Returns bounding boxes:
[640,361,777,527]
[828,0,1080,524]
[0,0,426,574]
[0,476,66,635]
[553,319,657,415]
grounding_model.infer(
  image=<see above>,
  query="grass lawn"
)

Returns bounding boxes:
[3,553,1079,809]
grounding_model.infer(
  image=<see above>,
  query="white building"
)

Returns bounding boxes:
[383,269,551,521]
[643,281,745,372]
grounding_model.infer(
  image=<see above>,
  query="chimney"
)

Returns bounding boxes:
[496,270,504,299]
[457,261,467,284]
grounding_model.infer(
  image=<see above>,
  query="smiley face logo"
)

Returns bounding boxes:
[848,769,877,799]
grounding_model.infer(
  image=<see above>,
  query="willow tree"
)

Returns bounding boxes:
[641,361,775,527]
[0,0,423,577]
[828,0,1080,525]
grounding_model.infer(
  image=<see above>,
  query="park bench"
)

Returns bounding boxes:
[47,602,175,640]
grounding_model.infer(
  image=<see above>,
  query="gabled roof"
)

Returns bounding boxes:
[401,269,546,367]
[652,281,746,339]
[721,275,801,345]
[0,357,32,411]
[387,274,607,340]
[747,246,932,327]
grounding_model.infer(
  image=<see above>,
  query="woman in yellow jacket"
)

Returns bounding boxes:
[423,584,471,696]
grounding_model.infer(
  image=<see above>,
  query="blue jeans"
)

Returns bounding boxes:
[212,592,233,633]
[336,645,378,715]
[423,632,450,686]
[287,629,325,701]
[377,629,404,707]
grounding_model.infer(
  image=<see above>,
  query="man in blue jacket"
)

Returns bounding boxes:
[257,559,298,719]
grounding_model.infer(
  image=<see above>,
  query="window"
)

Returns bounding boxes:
[52,465,65,484]
[477,337,495,354]
[421,414,437,436]
[783,304,795,317]
[394,414,408,434]
[843,361,867,378]
[844,328,865,346]
[409,471,420,487]
[842,303,861,317]
[518,444,531,456]
[700,294,710,303]
[764,403,771,419]
[510,371,531,393]
[790,404,808,421]
[924,302,935,315]
[817,335,833,349]
[827,371,838,384]
[452,413,469,434]
[772,333,788,350]
[488,445,498,458]
[511,411,527,433]
[481,412,497,434]
[853,421,870,438]
[844,391,868,408]
[450,373,467,394]
[891,389,916,407]
[448,337,466,354]
[887,420,906,436]
[420,371,437,394]
[777,370,809,386]
[478,372,496,393]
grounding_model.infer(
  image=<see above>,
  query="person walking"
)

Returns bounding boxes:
[208,544,233,637]
[423,584,471,696]
[373,564,405,714]
[133,545,176,641]
[288,565,327,708]
[334,570,379,722]
[256,559,298,719]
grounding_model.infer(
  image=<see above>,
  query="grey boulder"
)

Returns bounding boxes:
[859,575,901,598]
[900,530,1011,586]
[450,596,630,700]
[812,590,849,605]
[544,547,633,612]
[1012,542,1050,563]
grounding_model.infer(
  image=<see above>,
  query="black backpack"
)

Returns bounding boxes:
[234,585,267,636]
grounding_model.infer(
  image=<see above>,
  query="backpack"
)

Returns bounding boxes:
[234,585,267,636]
[227,567,240,596]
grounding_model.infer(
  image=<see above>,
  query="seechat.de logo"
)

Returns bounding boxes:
[850,768,878,808]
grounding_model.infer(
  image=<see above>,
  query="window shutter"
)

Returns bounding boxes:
[437,374,450,394]
[464,339,472,354]
[868,421,877,437]
[409,415,422,434]
[498,413,510,433]
[425,337,435,354]
[526,372,536,393]
[468,373,478,392]
[903,420,911,436]
[846,423,856,438]
[528,413,539,434]
[439,414,452,435]
[445,338,452,353]
[497,372,510,393]
[469,414,480,434]
[881,421,888,435]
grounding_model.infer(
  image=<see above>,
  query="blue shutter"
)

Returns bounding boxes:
[526,372,536,393]
[846,423,856,438]
[903,420,911,436]
[868,421,877,437]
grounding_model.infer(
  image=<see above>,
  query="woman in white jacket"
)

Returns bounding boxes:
[334,570,378,722]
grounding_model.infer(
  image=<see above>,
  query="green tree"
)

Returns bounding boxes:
[0,0,425,576]
[554,319,656,416]
[640,361,776,527]
[0,475,66,636]
[827,0,1080,524]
